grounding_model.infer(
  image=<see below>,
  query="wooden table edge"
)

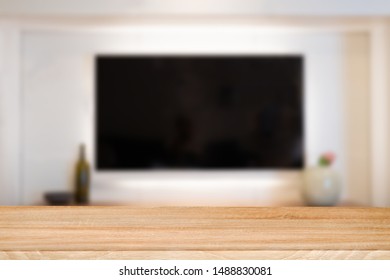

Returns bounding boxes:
[1,250,390,260]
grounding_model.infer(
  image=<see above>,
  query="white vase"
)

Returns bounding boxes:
[303,167,341,206]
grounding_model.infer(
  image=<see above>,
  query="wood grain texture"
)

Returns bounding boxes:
[0,207,389,254]
[1,250,390,260]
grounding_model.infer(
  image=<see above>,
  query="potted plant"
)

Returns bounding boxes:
[303,152,341,206]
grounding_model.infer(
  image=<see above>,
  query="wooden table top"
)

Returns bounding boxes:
[0,206,389,259]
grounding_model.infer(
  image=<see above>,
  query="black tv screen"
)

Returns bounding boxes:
[96,55,304,169]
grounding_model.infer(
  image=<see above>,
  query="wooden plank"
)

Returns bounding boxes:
[1,250,390,260]
[0,207,389,252]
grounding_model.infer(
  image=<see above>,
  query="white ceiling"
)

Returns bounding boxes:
[0,0,389,17]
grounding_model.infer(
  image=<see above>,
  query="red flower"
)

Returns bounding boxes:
[319,152,336,166]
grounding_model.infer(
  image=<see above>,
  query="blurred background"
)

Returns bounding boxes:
[0,0,389,207]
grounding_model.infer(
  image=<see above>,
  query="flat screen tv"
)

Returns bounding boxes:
[96,55,304,170]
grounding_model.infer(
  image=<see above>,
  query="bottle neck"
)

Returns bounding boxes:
[79,144,86,161]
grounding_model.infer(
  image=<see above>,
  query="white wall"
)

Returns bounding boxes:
[370,21,390,207]
[17,25,370,206]
[0,23,21,205]
[343,33,371,205]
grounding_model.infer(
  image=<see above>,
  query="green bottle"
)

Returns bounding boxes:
[75,144,90,205]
